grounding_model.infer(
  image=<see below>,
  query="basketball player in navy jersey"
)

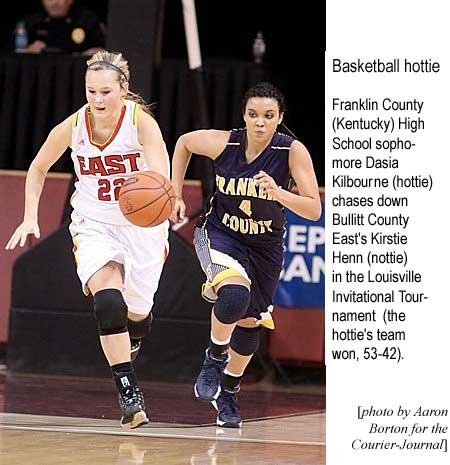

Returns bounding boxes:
[170,82,321,427]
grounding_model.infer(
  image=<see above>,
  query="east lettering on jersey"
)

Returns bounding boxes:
[76,153,141,176]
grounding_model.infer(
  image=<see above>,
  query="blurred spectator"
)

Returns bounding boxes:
[14,0,106,55]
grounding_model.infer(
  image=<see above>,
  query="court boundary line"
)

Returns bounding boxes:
[245,409,326,423]
[0,409,326,428]
[1,424,325,446]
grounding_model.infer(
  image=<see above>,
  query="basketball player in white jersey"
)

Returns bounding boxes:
[6,51,170,429]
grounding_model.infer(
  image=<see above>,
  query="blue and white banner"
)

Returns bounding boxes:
[274,201,325,307]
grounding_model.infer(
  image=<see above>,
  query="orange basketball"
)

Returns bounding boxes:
[119,171,176,227]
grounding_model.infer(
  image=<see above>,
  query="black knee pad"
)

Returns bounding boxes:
[213,284,251,325]
[230,326,261,356]
[127,313,153,339]
[94,289,128,336]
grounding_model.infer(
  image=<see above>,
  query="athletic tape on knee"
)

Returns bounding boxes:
[94,289,128,336]
[127,313,153,339]
[230,325,261,356]
[213,284,250,325]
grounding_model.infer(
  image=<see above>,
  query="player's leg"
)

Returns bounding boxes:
[113,221,168,423]
[194,276,251,400]
[127,311,152,362]
[120,221,167,364]
[88,261,148,429]
[88,261,129,364]
[213,323,260,428]
[69,214,148,428]
[193,227,252,401]
[213,244,283,428]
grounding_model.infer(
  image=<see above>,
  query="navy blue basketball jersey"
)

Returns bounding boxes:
[201,128,294,245]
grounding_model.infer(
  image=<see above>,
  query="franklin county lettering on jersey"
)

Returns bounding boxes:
[215,174,275,234]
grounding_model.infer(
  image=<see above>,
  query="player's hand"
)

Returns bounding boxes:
[254,171,282,200]
[5,221,40,250]
[169,197,186,224]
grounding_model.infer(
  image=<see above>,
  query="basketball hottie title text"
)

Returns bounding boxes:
[332,58,440,73]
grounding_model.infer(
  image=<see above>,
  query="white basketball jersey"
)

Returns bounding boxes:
[70,100,163,225]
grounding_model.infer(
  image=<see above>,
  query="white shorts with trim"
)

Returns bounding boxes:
[69,210,169,315]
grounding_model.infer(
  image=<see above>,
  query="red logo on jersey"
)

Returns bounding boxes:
[77,153,141,176]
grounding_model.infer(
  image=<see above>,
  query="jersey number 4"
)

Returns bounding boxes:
[98,178,125,201]
[239,200,252,216]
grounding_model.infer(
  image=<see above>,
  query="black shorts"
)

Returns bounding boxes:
[194,226,283,328]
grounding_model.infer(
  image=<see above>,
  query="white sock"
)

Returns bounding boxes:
[210,332,231,345]
[224,368,244,378]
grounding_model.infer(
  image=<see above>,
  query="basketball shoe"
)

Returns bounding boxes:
[118,385,149,429]
[194,349,229,401]
[130,338,142,363]
[212,390,242,428]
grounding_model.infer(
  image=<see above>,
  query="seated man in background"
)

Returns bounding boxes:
[14,0,106,55]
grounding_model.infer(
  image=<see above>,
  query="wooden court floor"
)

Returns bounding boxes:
[0,372,325,464]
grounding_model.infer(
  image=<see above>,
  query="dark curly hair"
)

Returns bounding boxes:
[242,82,287,114]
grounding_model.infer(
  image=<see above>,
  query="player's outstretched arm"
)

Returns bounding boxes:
[169,130,229,223]
[5,117,71,250]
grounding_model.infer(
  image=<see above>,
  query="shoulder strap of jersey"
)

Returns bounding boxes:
[72,104,89,129]
[272,131,295,150]
[132,102,140,127]
[227,128,245,144]
[71,111,80,128]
